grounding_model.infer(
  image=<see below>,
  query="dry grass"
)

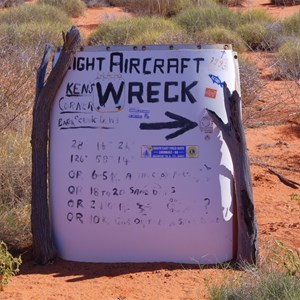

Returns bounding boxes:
[208,240,300,300]
[0,0,24,8]
[0,130,32,250]
[109,0,194,16]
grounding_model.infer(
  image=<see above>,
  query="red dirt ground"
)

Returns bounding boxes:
[1,1,300,299]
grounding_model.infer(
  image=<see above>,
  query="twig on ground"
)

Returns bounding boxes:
[268,168,300,189]
[250,158,300,174]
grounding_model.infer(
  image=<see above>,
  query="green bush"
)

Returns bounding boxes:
[0,241,22,291]
[197,27,246,53]
[128,30,164,44]
[0,21,70,47]
[0,4,71,47]
[208,241,300,300]
[0,0,24,7]
[272,240,300,278]
[90,16,180,45]
[218,0,246,6]
[209,270,300,300]
[173,5,239,34]
[0,131,31,206]
[0,43,38,132]
[0,4,71,25]
[236,22,277,50]
[0,131,32,249]
[129,28,192,44]
[164,0,195,17]
[238,55,260,107]
[238,10,283,50]
[0,43,35,249]
[83,0,110,7]
[37,0,85,17]
[108,0,195,16]
[281,12,300,37]
[276,39,300,80]
[240,8,274,24]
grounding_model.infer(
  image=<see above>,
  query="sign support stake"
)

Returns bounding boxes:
[31,26,81,264]
[207,83,258,265]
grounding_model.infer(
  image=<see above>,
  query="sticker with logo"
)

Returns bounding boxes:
[186,146,199,158]
[199,115,213,134]
[141,145,198,158]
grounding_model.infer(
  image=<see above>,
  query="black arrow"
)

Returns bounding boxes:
[139,111,198,140]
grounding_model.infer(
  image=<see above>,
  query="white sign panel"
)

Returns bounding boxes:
[50,45,237,264]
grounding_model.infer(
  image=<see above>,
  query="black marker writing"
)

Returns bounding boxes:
[140,111,198,140]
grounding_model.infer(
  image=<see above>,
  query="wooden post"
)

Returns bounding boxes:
[207,83,258,265]
[31,27,81,264]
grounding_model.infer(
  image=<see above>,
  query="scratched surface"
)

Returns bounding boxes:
[50,47,238,264]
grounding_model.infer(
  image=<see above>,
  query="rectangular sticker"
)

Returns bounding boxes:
[204,88,217,99]
[141,145,198,158]
[128,108,150,119]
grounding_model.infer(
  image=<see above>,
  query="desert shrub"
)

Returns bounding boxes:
[0,5,68,251]
[90,16,180,45]
[37,0,85,17]
[154,28,194,44]
[264,22,286,50]
[236,22,278,50]
[240,8,274,24]
[108,0,195,16]
[196,27,246,53]
[0,4,71,47]
[238,10,282,50]
[0,241,22,291]
[0,0,71,254]
[0,4,71,25]
[107,0,128,7]
[209,269,300,299]
[208,241,300,300]
[0,22,70,47]
[281,12,300,36]
[129,27,192,44]
[173,4,239,34]
[0,131,31,208]
[276,39,300,80]
[0,41,39,132]
[83,0,110,7]
[218,0,246,6]
[0,0,24,7]
[128,30,164,44]
[0,43,37,250]
[238,55,260,107]
[236,23,266,50]
[272,240,300,278]
[0,131,32,249]
[164,0,195,16]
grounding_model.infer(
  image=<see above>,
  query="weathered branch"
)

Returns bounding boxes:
[268,168,300,189]
[207,83,258,265]
[35,44,52,104]
[31,26,81,264]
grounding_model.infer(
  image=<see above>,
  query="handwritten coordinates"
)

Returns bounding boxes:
[65,138,215,228]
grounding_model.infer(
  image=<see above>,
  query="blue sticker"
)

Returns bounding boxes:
[129,108,150,119]
[209,74,223,88]
[141,145,198,158]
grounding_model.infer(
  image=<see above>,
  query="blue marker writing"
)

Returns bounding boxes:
[209,74,223,88]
